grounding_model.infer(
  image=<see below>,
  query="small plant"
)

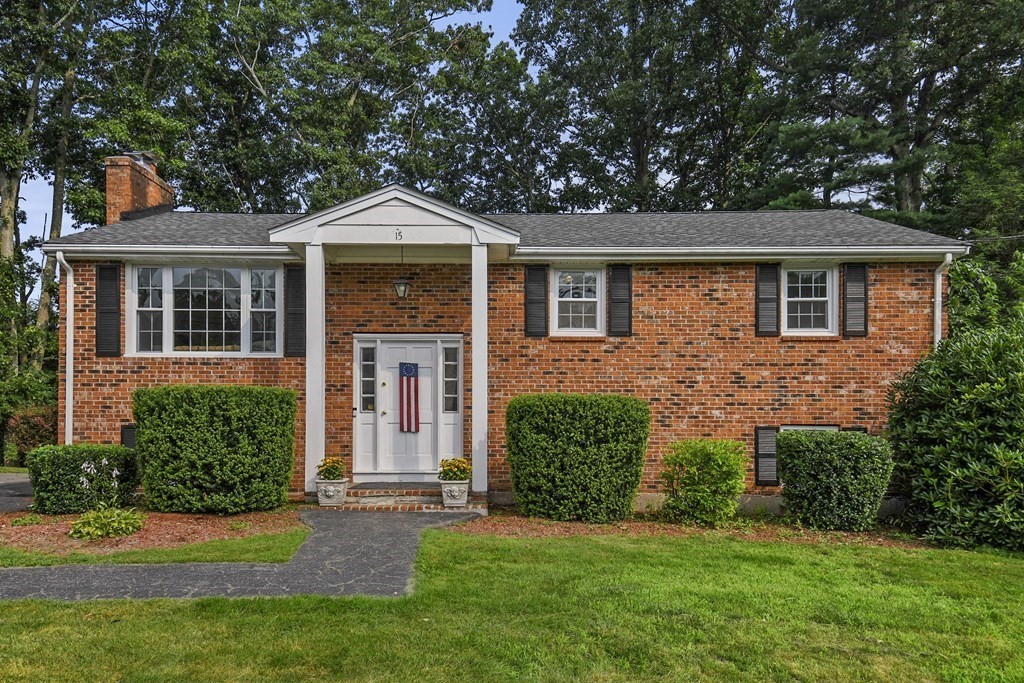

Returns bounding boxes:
[659,439,747,526]
[316,456,347,480]
[439,457,472,481]
[69,504,145,540]
[227,520,252,532]
[10,513,44,527]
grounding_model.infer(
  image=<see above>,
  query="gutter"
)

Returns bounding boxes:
[55,251,74,444]
[40,244,297,257]
[509,245,970,261]
[934,252,953,346]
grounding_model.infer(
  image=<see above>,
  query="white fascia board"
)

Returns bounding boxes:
[509,244,970,261]
[41,244,299,260]
[269,184,520,245]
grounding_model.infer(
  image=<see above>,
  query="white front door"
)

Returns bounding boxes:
[353,336,462,480]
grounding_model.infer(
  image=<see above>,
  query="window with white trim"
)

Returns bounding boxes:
[782,266,838,335]
[130,265,283,355]
[552,268,604,334]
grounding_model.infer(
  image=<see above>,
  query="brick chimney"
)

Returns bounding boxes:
[104,151,174,225]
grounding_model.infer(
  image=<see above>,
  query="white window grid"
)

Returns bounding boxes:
[551,267,605,335]
[781,265,838,336]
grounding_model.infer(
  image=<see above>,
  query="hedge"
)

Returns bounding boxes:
[133,385,297,513]
[659,439,747,526]
[6,404,57,465]
[506,393,650,522]
[888,322,1024,549]
[27,444,139,514]
[777,430,893,531]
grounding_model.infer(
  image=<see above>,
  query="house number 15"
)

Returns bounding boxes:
[394,228,403,241]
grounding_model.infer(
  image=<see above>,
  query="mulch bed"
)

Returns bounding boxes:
[0,507,305,556]
[454,508,928,549]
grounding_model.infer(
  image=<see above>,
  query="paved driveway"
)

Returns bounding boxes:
[0,474,32,512]
[0,509,477,601]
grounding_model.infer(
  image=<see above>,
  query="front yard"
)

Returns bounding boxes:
[1,522,1021,682]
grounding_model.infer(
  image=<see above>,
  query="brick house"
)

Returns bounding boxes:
[42,154,968,507]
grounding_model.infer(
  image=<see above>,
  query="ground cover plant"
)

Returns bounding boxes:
[0,526,1021,682]
[68,505,145,540]
[506,393,650,522]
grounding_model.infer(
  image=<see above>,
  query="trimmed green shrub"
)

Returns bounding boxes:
[6,403,57,463]
[69,504,145,540]
[133,385,297,513]
[506,393,650,522]
[659,439,747,526]
[777,430,893,531]
[888,323,1024,549]
[27,444,139,514]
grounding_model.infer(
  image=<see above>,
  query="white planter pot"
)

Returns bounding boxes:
[440,479,470,508]
[316,478,349,506]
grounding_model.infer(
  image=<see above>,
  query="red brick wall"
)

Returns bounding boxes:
[486,262,940,495]
[57,262,307,493]
[58,258,942,498]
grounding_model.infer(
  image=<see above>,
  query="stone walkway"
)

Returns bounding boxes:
[0,509,478,601]
[0,473,32,512]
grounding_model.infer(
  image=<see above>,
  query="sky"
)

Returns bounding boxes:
[20,0,524,244]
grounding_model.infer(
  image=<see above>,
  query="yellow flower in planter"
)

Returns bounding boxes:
[316,457,347,481]
[438,458,471,481]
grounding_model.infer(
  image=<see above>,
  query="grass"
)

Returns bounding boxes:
[0,527,308,568]
[0,530,1022,682]
[0,466,28,474]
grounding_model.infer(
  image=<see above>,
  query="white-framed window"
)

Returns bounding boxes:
[781,265,838,335]
[779,425,840,433]
[127,264,284,356]
[551,267,605,335]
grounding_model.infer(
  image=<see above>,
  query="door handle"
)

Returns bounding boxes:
[381,410,387,416]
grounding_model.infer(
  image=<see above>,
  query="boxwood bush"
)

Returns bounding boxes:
[27,444,139,514]
[506,393,650,522]
[888,322,1024,549]
[133,385,297,513]
[659,439,747,526]
[777,430,894,531]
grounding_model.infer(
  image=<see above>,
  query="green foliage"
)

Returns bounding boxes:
[888,322,1024,550]
[659,439,747,526]
[27,444,138,514]
[5,403,57,461]
[506,393,650,522]
[133,385,297,514]
[68,504,145,540]
[10,513,43,527]
[3,441,19,467]
[777,431,894,532]
[315,456,346,481]
[438,457,471,481]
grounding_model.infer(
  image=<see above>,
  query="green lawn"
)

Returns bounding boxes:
[0,528,308,567]
[0,466,28,474]
[0,531,1021,682]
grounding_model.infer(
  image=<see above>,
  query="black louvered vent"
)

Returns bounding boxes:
[843,264,869,337]
[284,265,306,357]
[755,264,780,336]
[95,264,121,356]
[755,426,780,486]
[524,265,548,337]
[608,264,633,337]
[120,424,137,449]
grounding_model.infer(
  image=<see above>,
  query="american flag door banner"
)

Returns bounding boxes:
[398,362,420,433]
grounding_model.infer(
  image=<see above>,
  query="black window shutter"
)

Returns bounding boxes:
[843,264,869,337]
[755,264,780,336]
[524,265,548,337]
[95,264,121,357]
[284,265,306,357]
[754,426,780,486]
[120,424,137,449]
[608,264,633,337]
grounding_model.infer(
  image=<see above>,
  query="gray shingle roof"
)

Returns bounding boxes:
[46,208,964,251]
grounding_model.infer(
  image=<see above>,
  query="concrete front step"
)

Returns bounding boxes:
[343,482,486,509]
[325,502,488,513]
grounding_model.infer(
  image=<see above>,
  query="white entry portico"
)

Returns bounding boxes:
[268,185,520,495]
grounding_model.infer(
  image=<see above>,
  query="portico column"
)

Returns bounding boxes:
[305,243,327,494]
[471,243,489,494]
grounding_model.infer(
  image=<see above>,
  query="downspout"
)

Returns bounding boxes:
[933,252,953,346]
[55,251,74,444]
